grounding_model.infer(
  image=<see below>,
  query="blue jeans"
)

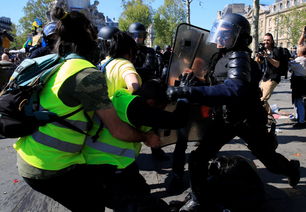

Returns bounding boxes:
[294,97,305,123]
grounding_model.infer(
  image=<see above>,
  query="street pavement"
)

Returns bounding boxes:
[0,78,305,212]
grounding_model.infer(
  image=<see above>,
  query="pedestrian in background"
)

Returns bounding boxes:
[289,26,306,129]
[255,33,281,126]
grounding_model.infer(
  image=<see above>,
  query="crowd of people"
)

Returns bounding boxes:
[0,5,305,212]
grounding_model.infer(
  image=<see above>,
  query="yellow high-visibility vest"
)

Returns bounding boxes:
[14,56,95,171]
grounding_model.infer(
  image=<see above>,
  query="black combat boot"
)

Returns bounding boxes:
[288,160,300,188]
[167,174,185,195]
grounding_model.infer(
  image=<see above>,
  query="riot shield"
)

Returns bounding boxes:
[160,23,218,147]
[167,23,218,86]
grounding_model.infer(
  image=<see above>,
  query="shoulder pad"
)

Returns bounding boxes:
[228,51,250,60]
[227,51,251,82]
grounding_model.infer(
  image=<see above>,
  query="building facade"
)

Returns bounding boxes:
[246,0,305,48]
[221,0,306,48]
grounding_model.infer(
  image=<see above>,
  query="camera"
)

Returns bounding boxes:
[258,43,266,54]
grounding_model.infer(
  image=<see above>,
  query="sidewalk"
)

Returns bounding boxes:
[0,78,305,212]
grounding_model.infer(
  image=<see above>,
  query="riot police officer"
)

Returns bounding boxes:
[128,22,159,82]
[167,13,300,211]
[154,45,165,79]
[128,22,167,160]
[97,25,119,61]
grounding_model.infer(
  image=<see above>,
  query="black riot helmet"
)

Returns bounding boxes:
[97,26,120,61]
[98,26,120,41]
[128,22,147,39]
[208,13,252,49]
[154,45,161,52]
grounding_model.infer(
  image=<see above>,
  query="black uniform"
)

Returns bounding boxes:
[192,50,297,202]
[167,13,300,212]
[134,45,159,82]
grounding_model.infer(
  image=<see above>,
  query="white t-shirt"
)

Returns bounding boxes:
[290,56,306,77]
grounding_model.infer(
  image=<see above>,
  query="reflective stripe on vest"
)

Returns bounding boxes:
[32,131,83,153]
[83,89,150,169]
[14,56,96,170]
[85,136,136,158]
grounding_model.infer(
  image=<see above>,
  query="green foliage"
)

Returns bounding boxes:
[153,0,186,47]
[9,24,22,49]
[118,0,152,31]
[279,6,306,46]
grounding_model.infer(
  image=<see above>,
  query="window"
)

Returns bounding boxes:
[286,1,290,8]
[287,42,291,48]
[269,18,272,26]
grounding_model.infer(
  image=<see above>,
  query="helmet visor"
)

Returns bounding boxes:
[208,19,241,49]
[129,31,146,39]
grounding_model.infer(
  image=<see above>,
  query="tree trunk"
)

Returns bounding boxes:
[251,0,260,58]
[186,0,191,24]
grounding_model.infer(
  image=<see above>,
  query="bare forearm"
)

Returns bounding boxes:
[110,121,145,142]
[96,107,145,142]
[297,29,305,46]
[267,56,280,68]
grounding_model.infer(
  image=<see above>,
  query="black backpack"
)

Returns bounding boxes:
[277,47,291,79]
[205,155,266,212]
[0,53,86,138]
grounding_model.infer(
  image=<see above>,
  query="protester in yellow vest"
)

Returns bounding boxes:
[13,7,160,212]
[99,30,142,98]
[83,80,190,211]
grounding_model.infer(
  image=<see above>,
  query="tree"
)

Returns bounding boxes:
[153,0,186,47]
[118,0,153,31]
[278,6,306,46]
[182,0,204,24]
[9,24,24,50]
[251,0,259,57]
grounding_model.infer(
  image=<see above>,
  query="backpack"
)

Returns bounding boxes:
[205,155,266,212]
[0,53,86,138]
[277,47,291,79]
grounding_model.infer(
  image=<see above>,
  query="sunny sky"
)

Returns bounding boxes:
[0,0,276,30]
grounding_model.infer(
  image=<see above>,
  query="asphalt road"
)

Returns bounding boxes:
[0,78,306,212]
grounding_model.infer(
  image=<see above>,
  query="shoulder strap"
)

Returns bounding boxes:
[99,57,114,73]
[52,108,89,135]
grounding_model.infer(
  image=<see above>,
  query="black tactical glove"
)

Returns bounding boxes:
[179,71,208,86]
[166,86,192,101]
[179,72,197,86]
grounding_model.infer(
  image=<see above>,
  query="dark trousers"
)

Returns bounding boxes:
[104,162,169,212]
[23,164,115,212]
[172,105,210,176]
[24,162,169,212]
[188,117,292,203]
